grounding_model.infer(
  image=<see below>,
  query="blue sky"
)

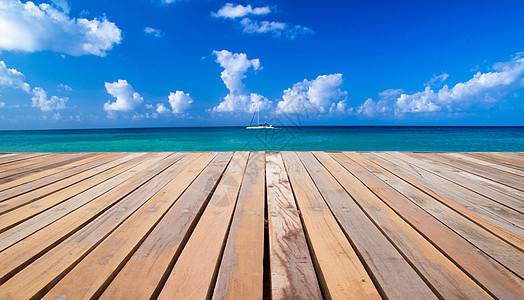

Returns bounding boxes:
[0,0,524,129]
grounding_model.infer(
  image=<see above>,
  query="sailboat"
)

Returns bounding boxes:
[246,103,275,129]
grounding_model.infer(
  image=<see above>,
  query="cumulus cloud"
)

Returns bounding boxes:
[51,0,69,14]
[397,56,524,113]
[0,102,5,108]
[156,103,169,114]
[355,89,401,117]
[212,3,271,19]
[0,61,31,92]
[103,79,193,118]
[277,74,348,115]
[144,27,163,38]
[211,50,271,113]
[0,0,122,56]
[1,60,67,112]
[425,73,449,87]
[103,80,144,112]
[355,54,524,117]
[240,18,312,39]
[57,83,72,91]
[168,90,193,113]
[212,3,312,39]
[31,87,68,111]
[214,50,260,93]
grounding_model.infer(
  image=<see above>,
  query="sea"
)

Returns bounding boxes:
[0,126,522,152]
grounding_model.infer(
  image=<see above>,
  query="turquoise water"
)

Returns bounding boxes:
[0,126,522,152]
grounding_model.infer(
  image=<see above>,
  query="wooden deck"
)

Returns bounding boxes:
[0,151,523,299]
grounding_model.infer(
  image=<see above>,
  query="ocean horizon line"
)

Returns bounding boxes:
[1,124,523,133]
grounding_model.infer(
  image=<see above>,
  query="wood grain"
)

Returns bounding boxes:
[213,151,266,300]
[158,151,249,300]
[346,152,524,299]
[309,151,437,299]
[42,153,217,299]
[282,152,380,300]
[329,152,491,299]
[265,152,322,300]
[101,152,233,300]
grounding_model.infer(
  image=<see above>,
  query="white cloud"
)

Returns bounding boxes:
[212,3,271,19]
[1,60,68,112]
[0,0,122,56]
[31,87,68,111]
[51,0,69,14]
[425,73,449,87]
[240,18,312,39]
[211,50,271,113]
[0,61,31,92]
[355,54,524,117]
[103,80,144,112]
[214,92,271,113]
[396,56,524,114]
[277,74,348,115]
[168,90,193,113]
[0,102,5,108]
[144,27,163,38]
[212,3,312,39]
[213,50,260,93]
[57,83,72,91]
[355,89,401,117]
[156,103,169,114]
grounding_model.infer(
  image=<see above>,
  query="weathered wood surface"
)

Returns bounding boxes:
[266,152,322,300]
[0,151,522,299]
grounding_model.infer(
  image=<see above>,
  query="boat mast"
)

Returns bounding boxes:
[257,102,260,125]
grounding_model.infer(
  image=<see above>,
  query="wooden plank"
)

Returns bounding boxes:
[0,152,114,194]
[439,154,524,199]
[327,152,491,299]
[212,152,266,300]
[0,153,175,250]
[41,153,217,300]
[0,154,28,164]
[265,152,322,300]
[365,152,524,252]
[308,152,437,299]
[426,153,524,202]
[157,151,250,299]
[372,152,524,245]
[448,153,524,177]
[391,152,524,229]
[0,153,82,180]
[281,152,380,300]
[100,152,233,300]
[422,152,524,192]
[0,153,201,298]
[471,152,524,170]
[0,153,16,160]
[0,153,182,287]
[466,152,524,172]
[0,153,48,166]
[345,152,524,299]
[482,152,524,165]
[399,152,524,214]
[0,153,102,188]
[0,153,142,216]
[0,153,54,173]
[359,152,524,279]
[0,153,129,206]
[0,153,154,233]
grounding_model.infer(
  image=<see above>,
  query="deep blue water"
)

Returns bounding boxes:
[0,126,522,152]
